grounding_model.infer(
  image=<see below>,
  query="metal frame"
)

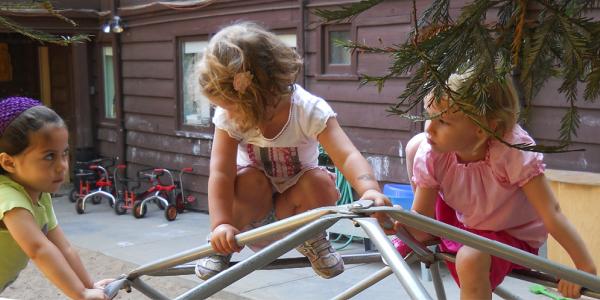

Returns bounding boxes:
[80,165,116,211]
[105,200,600,300]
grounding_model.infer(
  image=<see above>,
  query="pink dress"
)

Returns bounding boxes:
[397,125,547,289]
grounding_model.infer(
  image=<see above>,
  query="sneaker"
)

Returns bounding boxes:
[296,232,344,279]
[194,254,232,280]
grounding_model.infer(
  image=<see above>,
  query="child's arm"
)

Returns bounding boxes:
[47,226,94,288]
[3,208,106,300]
[523,174,597,298]
[207,128,242,254]
[318,118,382,196]
[398,186,439,242]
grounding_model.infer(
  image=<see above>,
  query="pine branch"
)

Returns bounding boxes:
[316,0,600,153]
[0,15,89,45]
[313,0,384,23]
[584,65,600,100]
[0,0,89,45]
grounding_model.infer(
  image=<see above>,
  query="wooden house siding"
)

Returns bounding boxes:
[304,0,421,183]
[89,0,600,210]
[94,0,301,210]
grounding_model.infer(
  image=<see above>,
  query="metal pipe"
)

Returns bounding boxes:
[130,277,169,300]
[104,276,128,299]
[175,216,341,300]
[493,285,523,300]
[298,0,307,87]
[355,218,432,300]
[429,262,447,300]
[333,266,393,300]
[148,252,382,276]
[332,254,420,300]
[367,207,600,292]
[128,207,337,278]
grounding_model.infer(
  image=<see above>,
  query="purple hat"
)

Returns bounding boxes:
[0,97,42,135]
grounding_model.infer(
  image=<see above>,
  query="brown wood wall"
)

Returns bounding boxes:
[93,0,600,210]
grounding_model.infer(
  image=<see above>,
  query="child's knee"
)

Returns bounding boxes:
[456,247,491,278]
[298,169,338,204]
[236,167,271,193]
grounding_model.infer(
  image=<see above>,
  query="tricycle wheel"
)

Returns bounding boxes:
[175,193,185,213]
[69,188,79,203]
[165,204,177,221]
[133,200,146,218]
[115,200,127,215]
[75,198,85,214]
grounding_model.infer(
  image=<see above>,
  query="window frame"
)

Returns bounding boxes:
[319,23,357,79]
[100,45,116,120]
[175,35,214,137]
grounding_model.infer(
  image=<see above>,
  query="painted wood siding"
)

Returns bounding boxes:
[98,0,299,210]
[94,0,600,210]
[304,0,421,183]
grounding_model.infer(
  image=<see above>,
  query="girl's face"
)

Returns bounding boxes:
[425,98,487,160]
[6,126,69,200]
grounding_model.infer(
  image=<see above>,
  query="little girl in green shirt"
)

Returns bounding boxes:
[0,97,112,299]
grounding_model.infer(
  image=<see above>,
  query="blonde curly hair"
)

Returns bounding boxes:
[430,71,521,137]
[198,22,302,131]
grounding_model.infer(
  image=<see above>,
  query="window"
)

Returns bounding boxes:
[322,24,354,75]
[102,46,116,119]
[181,40,211,126]
[277,33,297,51]
[329,30,351,65]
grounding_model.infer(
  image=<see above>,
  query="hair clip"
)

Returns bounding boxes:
[233,71,253,94]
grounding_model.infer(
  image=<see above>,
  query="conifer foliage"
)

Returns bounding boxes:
[0,0,89,45]
[316,0,600,152]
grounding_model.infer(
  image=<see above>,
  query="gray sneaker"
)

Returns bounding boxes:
[194,254,232,280]
[296,232,344,279]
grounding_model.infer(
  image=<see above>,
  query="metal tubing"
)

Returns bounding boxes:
[333,266,393,300]
[82,190,115,209]
[370,207,600,292]
[438,253,600,299]
[332,254,419,300]
[429,261,447,300]
[395,226,433,259]
[142,195,169,208]
[175,216,341,300]
[493,285,522,300]
[128,207,336,278]
[355,218,433,300]
[130,277,170,300]
[104,277,128,299]
[148,252,383,276]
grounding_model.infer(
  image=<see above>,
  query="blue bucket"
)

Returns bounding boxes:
[383,183,414,209]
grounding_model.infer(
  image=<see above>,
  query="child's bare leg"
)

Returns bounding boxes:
[231,167,274,229]
[273,168,338,219]
[196,167,274,280]
[273,168,343,278]
[455,246,492,300]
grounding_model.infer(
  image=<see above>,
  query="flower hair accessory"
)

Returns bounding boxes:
[232,71,253,94]
[0,97,42,135]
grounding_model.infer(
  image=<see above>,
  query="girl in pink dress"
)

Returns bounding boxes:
[385,72,596,299]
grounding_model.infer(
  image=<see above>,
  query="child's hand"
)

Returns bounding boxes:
[557,279,583,299]
[211,224,243,254]
[82,288,108,300]
[93,278,114,289]
[361,189,396,235]
[558,265,597,299]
